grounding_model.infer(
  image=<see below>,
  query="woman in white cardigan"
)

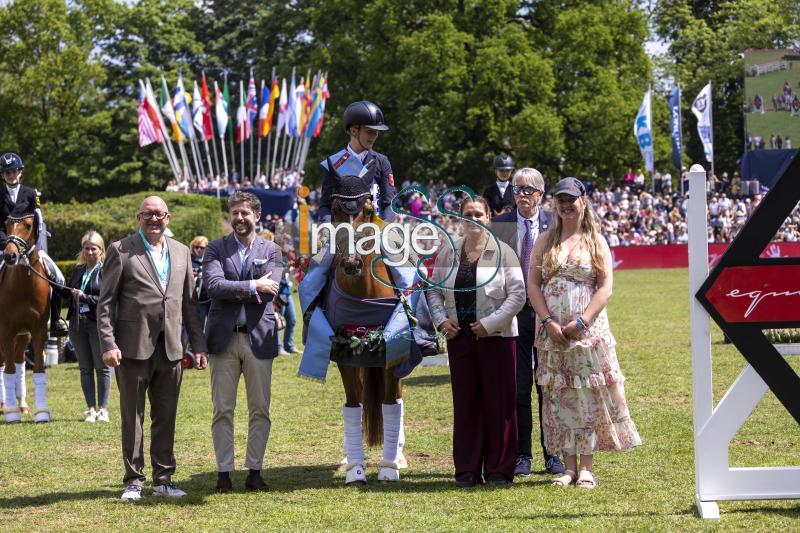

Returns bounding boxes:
[428,196,526,487]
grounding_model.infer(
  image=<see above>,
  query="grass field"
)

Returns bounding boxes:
[743,50,800,143]
[1,269,798,531]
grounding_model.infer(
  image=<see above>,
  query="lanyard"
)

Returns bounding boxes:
[138,229,170,286]
[80,263,101,292]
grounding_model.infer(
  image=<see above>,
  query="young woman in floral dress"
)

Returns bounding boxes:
[528,177,641,488]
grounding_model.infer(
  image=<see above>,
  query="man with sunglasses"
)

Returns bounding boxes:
[97,196,208,501]
[491,168,565,478]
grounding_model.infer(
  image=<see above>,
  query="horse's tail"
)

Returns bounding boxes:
[362,367,384,447]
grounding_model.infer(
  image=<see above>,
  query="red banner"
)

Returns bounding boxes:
[704,265,800,323]
[610,242,800,270]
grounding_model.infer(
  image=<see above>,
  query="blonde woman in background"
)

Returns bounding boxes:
[55,230,111,422]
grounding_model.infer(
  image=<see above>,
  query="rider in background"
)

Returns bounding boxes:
[0,152,68,338]
[317,100,397,223]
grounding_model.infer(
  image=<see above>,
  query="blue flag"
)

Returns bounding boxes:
[668,86,683,171]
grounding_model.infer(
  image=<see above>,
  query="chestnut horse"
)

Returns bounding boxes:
[0,215,51,423]
[330,195,407,485]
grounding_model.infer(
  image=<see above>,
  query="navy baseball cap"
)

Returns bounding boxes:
[553,177,585,197]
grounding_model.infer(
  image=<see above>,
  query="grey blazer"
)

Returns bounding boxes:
[202,232,283,359]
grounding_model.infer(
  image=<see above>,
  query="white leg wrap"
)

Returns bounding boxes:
[3,373,19,422]
[378,403,402,481]
[15,363,26,399]
[32,373,49,423]
[397,398,408,469]
[33,373,46,409]
[3,372,17,408]
[343,405,365,467]
[343,405,366,485]
[0,366,5,404]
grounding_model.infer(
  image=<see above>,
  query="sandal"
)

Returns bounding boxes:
[576,469,597,489]
[551,469,576,487]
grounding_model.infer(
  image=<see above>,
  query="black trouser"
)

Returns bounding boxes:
[515,305,548,462]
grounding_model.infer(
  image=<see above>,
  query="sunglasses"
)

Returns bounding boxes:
[512,185,542,196]
[193,245,206,250]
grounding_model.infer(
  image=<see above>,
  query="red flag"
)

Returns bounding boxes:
[138,80,161,146]
[201,72,214,140]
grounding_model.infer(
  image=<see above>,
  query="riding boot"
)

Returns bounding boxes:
[32,372,49,423]
[49,292,68,337]
[378,403,402,481]
[343,405,366,485]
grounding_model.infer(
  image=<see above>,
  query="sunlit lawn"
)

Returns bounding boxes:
[1,269,798,531]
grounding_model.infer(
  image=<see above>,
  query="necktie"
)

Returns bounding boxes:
[521,219,533,288]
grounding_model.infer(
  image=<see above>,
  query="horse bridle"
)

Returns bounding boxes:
[4,216,38,265]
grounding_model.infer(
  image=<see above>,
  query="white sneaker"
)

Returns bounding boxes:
[84,408,97,423]
[96,408,109,423]
[152,483,187,497]
[120,485,142,501]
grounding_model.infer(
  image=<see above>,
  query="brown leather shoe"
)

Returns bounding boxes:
[244,474,269,492]
[216,476,233,494]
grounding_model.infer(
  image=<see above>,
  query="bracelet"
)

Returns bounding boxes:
[541,315,552,326]
[575,316,590,336]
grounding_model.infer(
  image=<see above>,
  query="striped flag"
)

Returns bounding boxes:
[160,76,182,142]
[215,80,228,139]
[295,76,306,136]
[174,76,193,139]
[265,76,279,137]
[258,81,270,137]
[201,72,214,140]
[247,71,258,130]
[138,80,160,147]
[192,81,205,136]
[277,77,288,135]
[313,75,330,138]
[287,68,297,137]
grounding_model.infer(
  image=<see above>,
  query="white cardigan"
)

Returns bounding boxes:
[427,235,526,337]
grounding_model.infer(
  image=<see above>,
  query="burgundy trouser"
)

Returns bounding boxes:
[448,333,518,482]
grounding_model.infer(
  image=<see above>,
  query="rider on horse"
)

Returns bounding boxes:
[317,100,397,223]
[0,152,67,338]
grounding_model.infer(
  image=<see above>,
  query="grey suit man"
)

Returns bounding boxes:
[203,191,282,493]
[97,196,208,502]
[491,168,565,478]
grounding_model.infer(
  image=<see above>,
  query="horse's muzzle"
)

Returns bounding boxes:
[342,256,364,277]
[3,250,18,266]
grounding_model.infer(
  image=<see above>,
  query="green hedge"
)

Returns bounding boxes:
[44,192,225,261]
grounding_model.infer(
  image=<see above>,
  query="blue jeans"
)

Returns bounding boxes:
[280,296,296,351]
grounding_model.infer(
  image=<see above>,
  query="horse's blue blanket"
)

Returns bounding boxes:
[298,250,436,382]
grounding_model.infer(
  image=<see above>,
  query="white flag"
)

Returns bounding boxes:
[192,81,205,135]
[691,82,714,164]
[633,88,654,174]
[214,81,228,139]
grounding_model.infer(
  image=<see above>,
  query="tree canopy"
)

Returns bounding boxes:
[0,0,797,201]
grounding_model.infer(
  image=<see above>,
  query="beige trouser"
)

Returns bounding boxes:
[210,332,273,471]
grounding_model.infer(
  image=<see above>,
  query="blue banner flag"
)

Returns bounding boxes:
[668,86,683,171]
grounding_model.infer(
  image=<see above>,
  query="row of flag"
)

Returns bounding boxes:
[634,82,714,178]
[137,68,330,184]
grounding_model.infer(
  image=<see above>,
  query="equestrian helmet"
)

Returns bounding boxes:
[493,154,514,170]
[343,101,389,132]
[0,152,24,171]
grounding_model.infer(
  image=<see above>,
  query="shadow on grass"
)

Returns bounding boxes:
[0,488,121,509]
[186,465,459,493]
[402,373,451,387]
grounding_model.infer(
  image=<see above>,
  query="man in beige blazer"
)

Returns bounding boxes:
[97,196,208,502]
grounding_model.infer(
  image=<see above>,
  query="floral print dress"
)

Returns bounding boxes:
[534,246,641,456]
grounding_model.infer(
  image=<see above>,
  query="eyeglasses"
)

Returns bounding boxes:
[138,211,169,220]
[512,185,542,196]
[193,245,206,250]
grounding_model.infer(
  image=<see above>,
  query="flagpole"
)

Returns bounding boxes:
[189,130,204,183]
[256,79,264,183]
[709,80,714,175]
[648,84,655,195]
[249,79,254,181]
[143,79,180,181]
[240,81,245,183]
[271,128,282,188]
